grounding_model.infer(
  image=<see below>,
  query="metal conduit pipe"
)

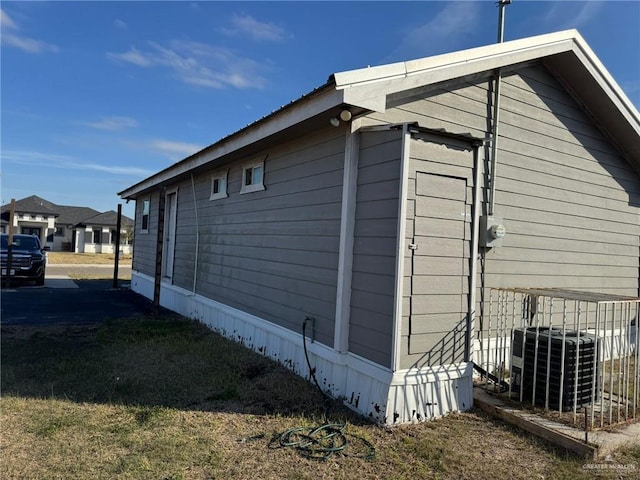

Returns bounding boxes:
[488,0,511,216]
[190,173,200,294]
[488,71,502,216]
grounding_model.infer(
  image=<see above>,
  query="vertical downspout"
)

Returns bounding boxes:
[466,143,484,362]
[190,173,200,294]
[488,0,510,215]
[391,124,411,371]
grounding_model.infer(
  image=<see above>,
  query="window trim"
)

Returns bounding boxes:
[141,198,150,233]
[209,170,229,201]
[240,158,265,194]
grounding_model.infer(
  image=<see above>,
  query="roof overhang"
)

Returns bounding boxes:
[119,29,639,199]
[119,86,346,198]
[333,29,639,175]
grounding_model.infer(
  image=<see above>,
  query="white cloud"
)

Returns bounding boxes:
[1,150,153,177]
[108,40,268,90]
[387,3,481,60]
[221,14,288,42]
[75,163,153,176]
[544,1,604,30]
[83,116,139,131]
[108,46,154,67]
[0,8,59,54]
[149,139,203,156]
[1,8,17,29]
[114,19,128,29]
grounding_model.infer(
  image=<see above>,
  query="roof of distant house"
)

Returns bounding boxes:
[0,196,133,228]
[0,195,59,216]
[79,210,134,228]
[56,206,101,227]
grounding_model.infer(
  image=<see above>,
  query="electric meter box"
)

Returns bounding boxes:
[479,216,506,248]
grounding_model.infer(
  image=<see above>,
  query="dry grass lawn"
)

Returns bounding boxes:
[2,318,638,480]
[47,252,132,265]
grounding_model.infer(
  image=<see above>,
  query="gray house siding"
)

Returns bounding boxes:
[158,127,346,347]
[132,192,159,275]
[349,129,402,368]
[119,32,639,424]
[363,62,639,369]
[485,66,640,297]
[400,134,476,369]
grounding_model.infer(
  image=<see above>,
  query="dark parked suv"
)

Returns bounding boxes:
[1,234,49,285]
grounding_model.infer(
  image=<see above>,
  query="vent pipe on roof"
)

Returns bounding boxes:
[488,0,511,215]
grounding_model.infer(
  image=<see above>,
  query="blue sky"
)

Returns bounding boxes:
[2,1,639,219]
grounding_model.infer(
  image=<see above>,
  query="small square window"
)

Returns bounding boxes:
[210,171,229,201]
[240,159,265,194]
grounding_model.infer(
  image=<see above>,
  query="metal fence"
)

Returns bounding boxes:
[475,288,639,429]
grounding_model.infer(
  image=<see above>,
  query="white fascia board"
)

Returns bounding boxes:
[337,31,581,113]
[119,88,344,198]
[335,30,578,89]
[570,34,640,132]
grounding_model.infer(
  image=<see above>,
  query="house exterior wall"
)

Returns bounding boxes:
[133,193,161,272]
[349,129,403,368]
[73,226,132,254]
[400,133,476,370]
[52,227,71,251]
[126,61,639,425]
[134,127,346,348]
[366,63,640,370]
[13,214,55,247]
[482,66,640,297]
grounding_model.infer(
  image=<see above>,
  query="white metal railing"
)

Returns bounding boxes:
[475,288,639,430]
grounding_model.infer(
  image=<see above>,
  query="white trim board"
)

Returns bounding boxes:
[130,271,474,424]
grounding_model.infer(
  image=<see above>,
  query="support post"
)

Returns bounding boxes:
[153,188,166,316]
[4,199,16,288]
[113,203,122,289]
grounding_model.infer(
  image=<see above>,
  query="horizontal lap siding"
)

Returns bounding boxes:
[402,138,475,369]
[132,192,159,275]
[368,81,488,370]
[366,64,639,368]
[349,129,402,368]
[169,129,345,347]
[487,65,640,298]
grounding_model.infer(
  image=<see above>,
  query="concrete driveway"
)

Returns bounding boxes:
[1,267,152,326]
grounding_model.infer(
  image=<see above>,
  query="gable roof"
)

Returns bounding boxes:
[119,29,640,199]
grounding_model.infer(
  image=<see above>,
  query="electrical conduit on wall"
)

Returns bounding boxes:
[191,173,200,294]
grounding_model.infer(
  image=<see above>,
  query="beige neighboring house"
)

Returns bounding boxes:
[0,195,133,254]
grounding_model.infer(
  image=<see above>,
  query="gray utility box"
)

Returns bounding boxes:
[479,216,506,248]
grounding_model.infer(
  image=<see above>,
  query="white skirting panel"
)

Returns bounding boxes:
[130,271,474,424]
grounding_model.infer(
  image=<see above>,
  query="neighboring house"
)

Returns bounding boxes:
[118,31,640,424]
[0,195,134,254]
